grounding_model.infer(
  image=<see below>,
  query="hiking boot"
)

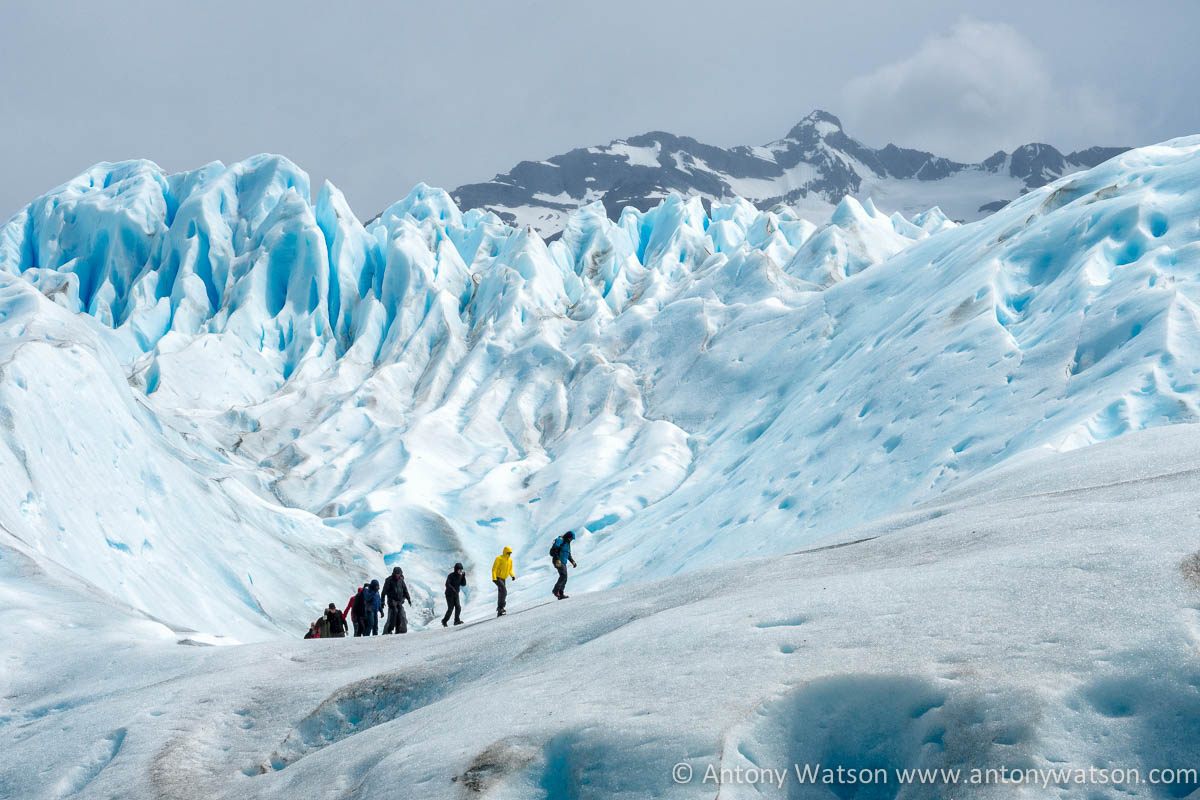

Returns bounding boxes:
[441,619,448,628]
[453,620,463,626]
[557,593,569,600]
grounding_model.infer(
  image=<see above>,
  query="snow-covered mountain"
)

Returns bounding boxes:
[1,135,1198,650]
[451,110,1128,234]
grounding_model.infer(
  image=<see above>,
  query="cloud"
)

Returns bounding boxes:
[841,20,1128,160]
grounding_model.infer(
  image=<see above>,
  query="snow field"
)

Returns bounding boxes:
[3,424,1200,798]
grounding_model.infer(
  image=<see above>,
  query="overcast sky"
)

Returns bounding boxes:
[3,0,1198,220]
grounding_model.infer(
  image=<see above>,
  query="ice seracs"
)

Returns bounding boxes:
[2,138,1200,644]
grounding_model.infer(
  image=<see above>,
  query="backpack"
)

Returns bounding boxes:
[352,590,366,618]
[549,539,562,560]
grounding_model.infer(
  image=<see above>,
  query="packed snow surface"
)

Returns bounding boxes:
[2,135,1200,797]
[3,425,1200,798]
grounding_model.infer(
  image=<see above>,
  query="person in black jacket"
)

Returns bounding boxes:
[441,562,467,627]
[381,566,413,634]
[324,603,348,638]
[349,583,369,637]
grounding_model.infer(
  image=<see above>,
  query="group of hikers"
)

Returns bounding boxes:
[303,531,578,638]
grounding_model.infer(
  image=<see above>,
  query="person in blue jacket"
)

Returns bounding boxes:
[551,531,577,599]
[362,579,383,636]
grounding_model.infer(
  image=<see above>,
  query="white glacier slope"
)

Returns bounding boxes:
[4,139,1200,642]
[2,424,1199,799]
[0,273,370,643]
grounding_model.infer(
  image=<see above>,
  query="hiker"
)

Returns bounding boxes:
[324,603,348,638]
[362,579,383,636]
[382,566,413,634]
[304,621,318,639]
[441,562,467,627]
[491,546,516,617]
[345,583,368,637]
[315,611,332,639]
[550,531,577,599]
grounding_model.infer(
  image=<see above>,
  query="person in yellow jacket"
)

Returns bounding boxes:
[491,546,517,617]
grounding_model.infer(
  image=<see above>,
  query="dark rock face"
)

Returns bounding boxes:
[977,200,1010,214]
[448,111,1129,233]
[1009,143,1068,188]
[1065,146,1130,169]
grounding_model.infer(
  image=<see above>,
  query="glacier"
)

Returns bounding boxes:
[2,137,1200,798]
[0,152,964,639]
[4,141,1200,639]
